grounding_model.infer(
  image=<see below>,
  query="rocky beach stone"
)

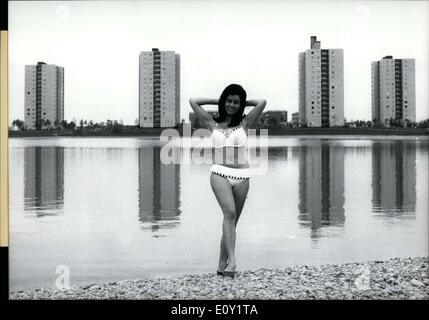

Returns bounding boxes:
[9,256,429,300]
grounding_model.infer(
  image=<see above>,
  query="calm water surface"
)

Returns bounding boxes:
[8,136,429,291]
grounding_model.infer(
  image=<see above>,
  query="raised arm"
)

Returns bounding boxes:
[189,98,218,130]
[243,99,267,128]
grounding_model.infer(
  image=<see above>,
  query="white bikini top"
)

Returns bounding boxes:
[210,122,248,148]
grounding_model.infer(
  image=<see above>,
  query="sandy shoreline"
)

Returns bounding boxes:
[10,257,428,300]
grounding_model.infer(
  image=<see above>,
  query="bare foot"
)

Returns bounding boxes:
[217,260,228,274]
[223,258,236,272]
[222,260,236,278]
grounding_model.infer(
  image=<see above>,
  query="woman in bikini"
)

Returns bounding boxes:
[189,84,266,278]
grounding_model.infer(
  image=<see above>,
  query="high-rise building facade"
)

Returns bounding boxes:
[24,62,64,130]
[298,36,344,127]
[371,56,415,126]
[139,48,180,128]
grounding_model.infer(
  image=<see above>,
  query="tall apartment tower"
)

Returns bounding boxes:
[299,36,344,127]
[139,48,180,128]
[24,62,64,130]
[371,56,415,126]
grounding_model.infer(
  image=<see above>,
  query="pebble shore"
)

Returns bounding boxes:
[10,257,428,300]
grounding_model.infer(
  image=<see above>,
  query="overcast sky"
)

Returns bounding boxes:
[8,0,429,124]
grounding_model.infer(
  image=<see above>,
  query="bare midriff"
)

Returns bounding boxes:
[212,146,249,168]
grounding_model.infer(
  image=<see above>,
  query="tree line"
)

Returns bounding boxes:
[10,117,429,131]
[10,119,128,132]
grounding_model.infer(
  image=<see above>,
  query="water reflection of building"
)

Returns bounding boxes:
[138,147,181,230]
[268,147,289,160]
[24,147,64,215]
[298,144,345,240]
[372,141,416,214]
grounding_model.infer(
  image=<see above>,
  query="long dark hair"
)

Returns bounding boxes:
[214,84,247,127]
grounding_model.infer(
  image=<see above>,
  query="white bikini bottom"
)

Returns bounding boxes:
[210,164,251,187]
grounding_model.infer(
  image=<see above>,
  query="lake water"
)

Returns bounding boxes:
[8,136,429,291]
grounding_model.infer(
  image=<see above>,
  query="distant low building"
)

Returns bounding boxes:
[292,112,299,127]
[257,110,288,129]
[344,121,357,128]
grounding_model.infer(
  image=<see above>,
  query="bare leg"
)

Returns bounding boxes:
[218,233,227,272]
[217,181,248,271]
[210,174,237,272]
[233,178,249,226]
[222,178,249,273]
